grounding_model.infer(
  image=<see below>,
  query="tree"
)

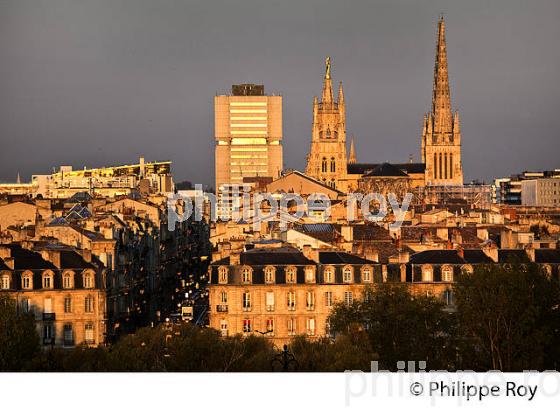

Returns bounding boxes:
[329,284,456,370]
[454,263,560,371]
[0,295,40,371]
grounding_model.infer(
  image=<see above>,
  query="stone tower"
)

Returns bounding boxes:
[305,57,348,190]
[422,16,463,186]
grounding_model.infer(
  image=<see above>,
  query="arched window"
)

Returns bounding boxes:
[321,157,327,173]
[83,270,94,289]
[323,266,335,283]
[0,273,11,290]
[264,266,276,284]
[421,265,433,282]
[330,157,336,173]
[361,265,372,282]
[438,153,443,181]
[218,266,228,284]
[461,264,473,275]
[441,265,454,282]
[285,266,297,284]
[343,265,353,283]
[42,270,54,289]
[62,271,74,289]
[304,266,315,283]
[21,271,33,290]
[241,266,252,284]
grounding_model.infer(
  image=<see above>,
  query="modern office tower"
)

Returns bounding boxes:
[214,84,283,191]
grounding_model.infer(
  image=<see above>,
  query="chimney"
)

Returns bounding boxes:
[341,225,353,242]
[302,245,319,263]
[398,251,410,264]
[482,243,499,263]
[525,246,535,262]
[0,246,11,259]
[41,249,61,268]
[229,251,241,266]
[457,246,464,259]
[364,248,379,263]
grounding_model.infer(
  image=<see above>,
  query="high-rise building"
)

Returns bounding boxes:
[421,16,464,186]
[214,84,283,190]
[305,57,348,191]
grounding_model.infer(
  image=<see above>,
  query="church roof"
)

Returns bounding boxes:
[347,162,425,175]
[364,163,409,178]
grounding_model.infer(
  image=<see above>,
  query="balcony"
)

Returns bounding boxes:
[216,304,228,312]
[43,313,56,321]
[85,339,96,345]
[266,305,275,312]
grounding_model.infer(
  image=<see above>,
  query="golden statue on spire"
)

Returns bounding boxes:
[325,56,331,79]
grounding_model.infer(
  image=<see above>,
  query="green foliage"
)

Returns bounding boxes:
[329,284,457,370]
[0,294,41,371]
[454,263,560,371]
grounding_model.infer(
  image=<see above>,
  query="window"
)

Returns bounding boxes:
[442,265,454,282]
[64,296,72,313]
[421,265,433,282]
[264,266,275,284]
[306,291,315,311]
[85,295,94,313]
[241,267,252,284]
[321,157,327,173]
[1,274,10,290]
[242,292,251,311]
[443,289,454,306]
[287,318,296,336]
[344,291,353,306]
[304,266,315,283]
[220,291,228,304]
[330,157,336,173]
[218,267,228,284]
[220,320,228,336]
[83,272,94,289]
[266,291,275,312]
[85,323,95,344]
[287,291,296,311]
[323,267,334,283]
[361,266,372,282]
[325,291,333,307]
[242,319,252,334]
[266,318,274,335]
[44,297,53,313]
[43,323,53,341]
[461,265,473,275]
[285,266,296,283]
[343,266,353,283]
[21,298,31,314]
[306,318,316,336]
[22,273,33,290]
[63,272,73,289]
[63,324,73,346]
[42,272,53,289]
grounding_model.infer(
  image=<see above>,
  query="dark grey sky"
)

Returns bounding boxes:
[1,0,559,187]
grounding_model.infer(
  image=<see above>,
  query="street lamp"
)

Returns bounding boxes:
[271,344,299,372]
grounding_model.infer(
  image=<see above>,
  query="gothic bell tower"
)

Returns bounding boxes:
[305,57,348,190]
[422,16,463,186]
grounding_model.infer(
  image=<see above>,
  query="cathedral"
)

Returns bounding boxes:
[305,16,464,193]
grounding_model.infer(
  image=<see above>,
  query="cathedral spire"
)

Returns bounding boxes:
[348,137,356,164]
[321,56,334,105]
[432,15,453,133]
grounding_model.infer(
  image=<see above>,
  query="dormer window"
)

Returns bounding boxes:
[323,266,334,283]
[343,266,353,283]
[442,265,454,282]
[0,274,10,290]
[361,265,372,283]
[421,265,433,282]
[241,266,252,284]
[218,266,228,284]
[42,271,54,289]
[83,271,94,289]
[63,271,74,289]
[22,272,33,290]
[285,266,297,284]
[304,266,315,283]
[264,266,276,284]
